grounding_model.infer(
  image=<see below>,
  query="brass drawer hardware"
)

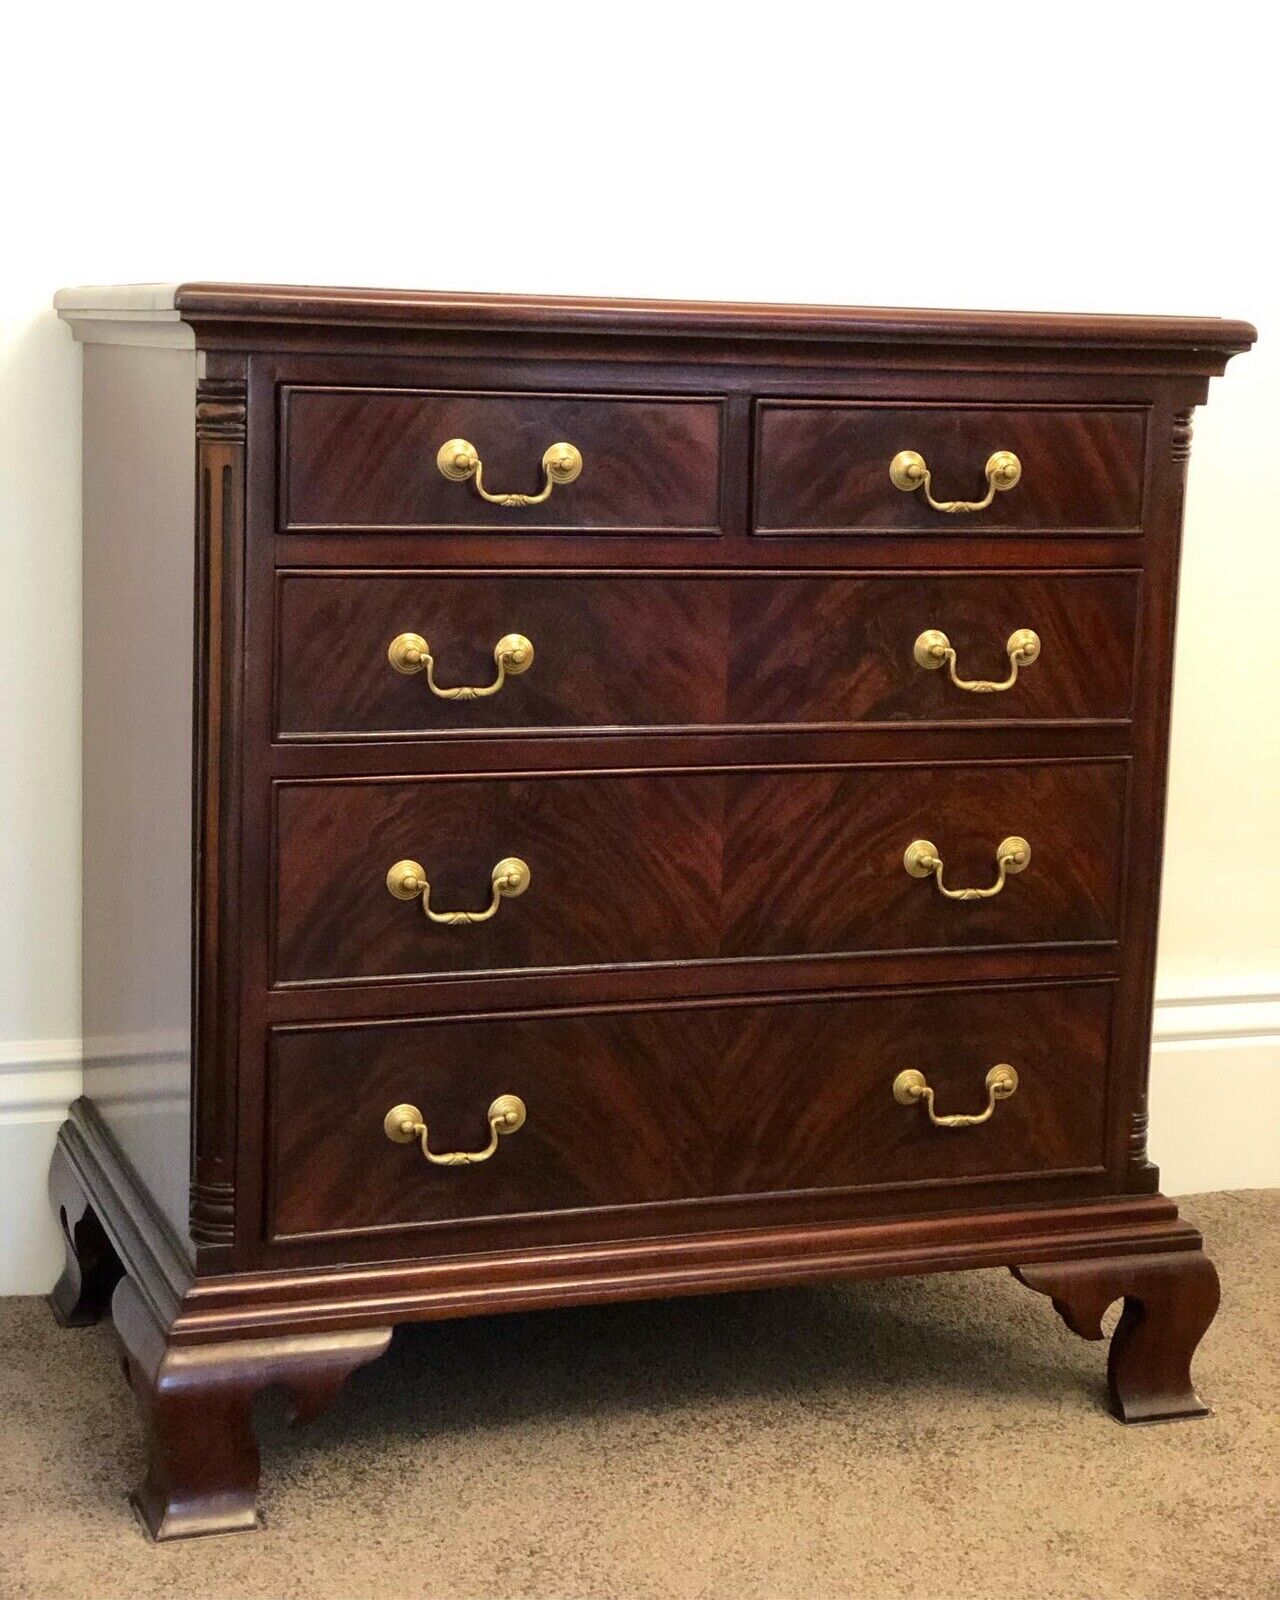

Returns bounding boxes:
[386,856,531,924]
[903,836,1030,900]
[913,627,1041,693]
[437,437,583,506]
[388,631,534,700]
[383,1095,527,1166]
[892,1065,1019,1127]
[889,448,1022,512]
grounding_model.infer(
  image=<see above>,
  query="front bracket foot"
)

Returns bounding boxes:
[1012,1247,1220,1422]
[112,1275,393,1539]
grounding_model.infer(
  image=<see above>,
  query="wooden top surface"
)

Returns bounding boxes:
[54,282,1257,355]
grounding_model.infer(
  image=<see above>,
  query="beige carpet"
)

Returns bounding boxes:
[1,1191,1276,1600]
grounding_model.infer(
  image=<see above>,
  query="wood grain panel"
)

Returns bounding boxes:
[720,763,1124,958]
[282,388,724,533]
[754,404,1146,533]
[275,570,1139,737]
[271,761,1126,984]
[267,982,1114,1238]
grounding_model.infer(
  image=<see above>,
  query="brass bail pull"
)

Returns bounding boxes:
[384,1095,527,1166]
[437,437,583,507]
[913,628,1041,693]
[386,857,531,925]
[890,449,1022,513]
[388,631,534,700]
[892,1065,1020,1128]
[903,836,1031,901]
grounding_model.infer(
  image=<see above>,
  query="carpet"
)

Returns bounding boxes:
[1,1190,1276,1599]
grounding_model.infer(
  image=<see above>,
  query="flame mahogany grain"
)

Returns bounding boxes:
[267,983,1116,1240]
[754,403,1147,533]
[275,569,1140,738]
[271,762,1127,984]
[282,387,725,534]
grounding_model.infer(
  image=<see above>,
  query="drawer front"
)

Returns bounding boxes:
[275,570,1139,737]
[267,982,1113,1238]
[273,762,1125,984]
[754,404,1146,533]
[281,387,724,533]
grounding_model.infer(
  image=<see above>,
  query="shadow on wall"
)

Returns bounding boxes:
[0,307,84,1295]
[0,305,83,1042]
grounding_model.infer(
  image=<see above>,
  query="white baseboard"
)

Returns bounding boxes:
[0,1039,83,1294]
[1,990,1276,1294]
[0,1037,83,1122]
[1148,988,1280,1195]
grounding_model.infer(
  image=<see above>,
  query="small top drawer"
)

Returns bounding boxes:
[280,387,724,534]
[754,403,1146,534]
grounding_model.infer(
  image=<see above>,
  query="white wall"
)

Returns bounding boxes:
[2,4,1276,1290]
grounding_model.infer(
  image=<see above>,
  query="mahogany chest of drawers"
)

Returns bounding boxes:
[50,284,1254,1538]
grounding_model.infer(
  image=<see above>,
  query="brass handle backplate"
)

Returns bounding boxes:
[388,631,534,700]
[893,1065,1019,1127]
[384,1095,526,1166]
[904,836,1030,900]
[386,857,531,924]
[914,628,1041,693]
[437,437,583,506]
[890,449,1022,512]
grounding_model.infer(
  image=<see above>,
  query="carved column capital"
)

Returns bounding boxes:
[190,1179,236,1246]
[1171,407,1195,465]
[195,378,247,443]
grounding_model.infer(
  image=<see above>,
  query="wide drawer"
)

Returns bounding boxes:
[754,403,1146,534]
[267,982,1114,1239]
[280,387,724,534]
[275,570,1139,737]
[272,761,1126,984]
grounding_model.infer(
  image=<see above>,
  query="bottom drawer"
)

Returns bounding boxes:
[268,982,1113,1241]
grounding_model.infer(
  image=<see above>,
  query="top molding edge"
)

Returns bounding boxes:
[53,282,1257,363]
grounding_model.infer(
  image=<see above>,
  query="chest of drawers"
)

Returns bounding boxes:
[50,284,1254,1539]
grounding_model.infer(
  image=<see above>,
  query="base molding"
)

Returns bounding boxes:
[184,1201,1209,1341]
